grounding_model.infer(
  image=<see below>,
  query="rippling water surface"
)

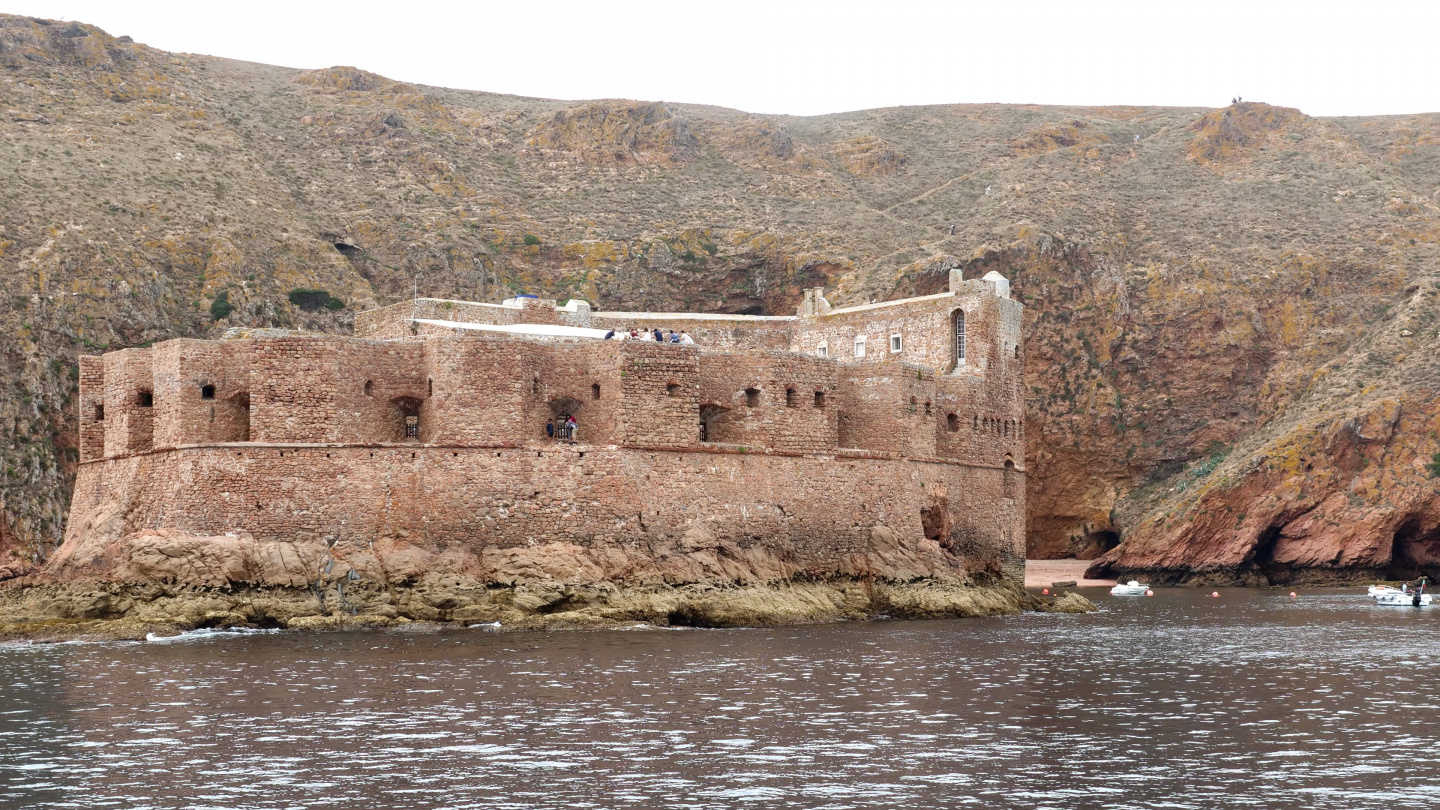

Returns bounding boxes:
[3,588,1439,808]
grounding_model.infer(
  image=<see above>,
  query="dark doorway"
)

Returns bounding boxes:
[391,396,423,442]
[700,403,733,443]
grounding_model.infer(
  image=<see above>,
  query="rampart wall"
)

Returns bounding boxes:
[59,444,1026,586]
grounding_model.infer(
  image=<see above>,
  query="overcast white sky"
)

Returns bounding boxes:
[9,0,1439,117]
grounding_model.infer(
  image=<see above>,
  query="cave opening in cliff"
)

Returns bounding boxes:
[1387,516,1440,580]
[1081,530,1120,556]
[1249,521,1293,585]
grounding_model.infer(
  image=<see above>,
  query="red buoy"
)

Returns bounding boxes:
[1145,589,1154,596]
[1211,591,1220,598]
[1042,588,1050,595]
[1290,591,1297,598]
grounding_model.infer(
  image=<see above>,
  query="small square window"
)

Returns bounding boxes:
[890,334,903,353]
[853,336,867,358]
[816,343,828,358]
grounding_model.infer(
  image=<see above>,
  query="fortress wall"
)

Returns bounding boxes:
[792,284,1016,376]
[417,338,630,447]
[422,338,530,446]
[78,356,105,462]
[697,352,838,452]
[515,298,562,325]
[621,342,700,447]
[102,349,154,457]
[697,353,774,447]
[764,353,839,454]
[250,338,342,443]
[335,341,426,444]
[151,340,253,449]
[836,366,938,457]
[934,375,1023,469]
[531,341,625,445]
[61,445,1025,586]
[354,299,524,339]
[794,294,960,371]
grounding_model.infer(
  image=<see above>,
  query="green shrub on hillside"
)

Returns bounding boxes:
[1428,452,1440,479]
[523,234,540,246]
[209,289,233,320]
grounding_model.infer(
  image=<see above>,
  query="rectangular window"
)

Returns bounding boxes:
[890,334,903,353]
[816,342,828,358]
[853,335,866,358]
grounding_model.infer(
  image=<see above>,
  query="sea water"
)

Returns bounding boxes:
[2,588,1437,809]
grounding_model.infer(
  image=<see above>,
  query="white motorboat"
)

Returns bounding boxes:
[1369,584,1433,606]
[1110,580,1150,596]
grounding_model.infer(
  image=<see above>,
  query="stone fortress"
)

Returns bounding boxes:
[55,268,1026,591]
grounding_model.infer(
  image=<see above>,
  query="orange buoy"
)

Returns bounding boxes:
[1145,589,1154,596]
[1211,591,1220,598]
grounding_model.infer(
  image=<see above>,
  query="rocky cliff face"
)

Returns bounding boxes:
[1087,276,1440,584]
[2,14,1439,580]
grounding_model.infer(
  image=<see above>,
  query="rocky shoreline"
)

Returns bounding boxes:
[0,578,1095,643]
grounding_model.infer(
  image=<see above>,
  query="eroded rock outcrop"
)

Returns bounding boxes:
[1089,279,1440,584]
[527,101,699,166]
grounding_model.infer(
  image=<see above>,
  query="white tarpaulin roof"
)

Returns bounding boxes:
[413,319,614,340]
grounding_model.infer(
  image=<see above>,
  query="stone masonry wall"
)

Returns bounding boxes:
[60,444,1026,586]
[837,365,937,456]
[355,298,524,340]
[78,356,105,462]
[151,340,253,449]
[698,352,838,453]
[620,342,700,447]
[250,338,342,443]
[102,349,154,457]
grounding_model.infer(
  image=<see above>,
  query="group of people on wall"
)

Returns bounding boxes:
[601,328,695,344]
